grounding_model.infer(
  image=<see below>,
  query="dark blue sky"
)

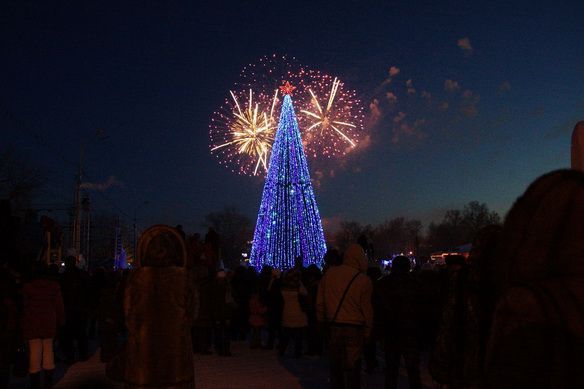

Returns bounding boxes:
[2,1,583,235]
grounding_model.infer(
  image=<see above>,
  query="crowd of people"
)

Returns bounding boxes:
[0,254,128,388]
[0,169,583,389]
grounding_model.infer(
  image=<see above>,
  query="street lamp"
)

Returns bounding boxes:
[71,129,109,259]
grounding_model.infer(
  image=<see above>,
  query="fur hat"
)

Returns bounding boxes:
[137,224,187,268]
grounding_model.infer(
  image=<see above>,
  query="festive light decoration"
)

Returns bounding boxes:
[209,88,279,176]
[210,55,298,175]
[237,54,302,94]
[250,85,326,270]
[279,81,296,95]
[292,69,366,159]
[113,220,127,270]
[209,55,367,175]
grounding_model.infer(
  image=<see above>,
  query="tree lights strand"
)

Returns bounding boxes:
[250,92,327,270]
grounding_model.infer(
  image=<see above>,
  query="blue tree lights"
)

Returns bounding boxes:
[250,82,327,269]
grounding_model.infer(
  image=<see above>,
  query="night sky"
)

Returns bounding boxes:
[2,1,583,235]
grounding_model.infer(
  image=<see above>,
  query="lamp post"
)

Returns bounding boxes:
[71,129,108,264]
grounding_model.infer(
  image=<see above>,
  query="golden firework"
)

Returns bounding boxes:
[210,89,279,176]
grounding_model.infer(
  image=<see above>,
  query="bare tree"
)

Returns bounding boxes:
[202,206,251,265]
[372,217,422,257]
[333,220,373,253]
[462,201,501,238]
[426,201,500,250]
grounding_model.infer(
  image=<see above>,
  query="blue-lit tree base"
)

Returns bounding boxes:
[250,92,327,270]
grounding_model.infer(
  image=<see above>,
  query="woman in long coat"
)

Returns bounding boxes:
[21,265,64,388]
[122,225,198,389]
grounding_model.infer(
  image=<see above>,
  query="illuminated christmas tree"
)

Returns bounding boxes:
[250,82,327,270]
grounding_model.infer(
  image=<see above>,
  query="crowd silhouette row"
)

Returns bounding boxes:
[1,169,584,389]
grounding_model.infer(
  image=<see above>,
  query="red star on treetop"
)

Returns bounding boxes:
[279,81,296,95]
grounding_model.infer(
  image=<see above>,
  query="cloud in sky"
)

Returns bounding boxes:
[406,79,416,95]
[356,134,372,151]
[345,134,372,155]
[312,170,324,190]
[368,98,382,126]
[80,176,122,191]
[498,80,511,94]
[444,79,460,92]
[370,59,488,151]
[457,36,473,54]
[380,66,401,87]
[460,90,480,117]
[391,119,426,144]
[393,111,406,123]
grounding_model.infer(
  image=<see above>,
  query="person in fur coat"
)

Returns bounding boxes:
[122,225,198,389]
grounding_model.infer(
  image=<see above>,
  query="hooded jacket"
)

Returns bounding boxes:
[316,244,373,336]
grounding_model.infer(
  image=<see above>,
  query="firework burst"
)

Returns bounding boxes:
[209,88,279,176]
[292,70,365,159]
[237,54,302,92]
[209,55,367,176]
[210,55,303,176]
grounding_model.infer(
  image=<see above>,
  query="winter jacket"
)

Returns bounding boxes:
[193,277,214,327]
[21,278,65,340]
[123,267,197,388]
[248,293,268,327]
[317,244,373,337]
[375,272,423,347]
[212,279,235,323]
[60,267,90,316]
[281,286,308,328]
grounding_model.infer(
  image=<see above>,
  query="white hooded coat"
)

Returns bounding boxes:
[316,244,374,336]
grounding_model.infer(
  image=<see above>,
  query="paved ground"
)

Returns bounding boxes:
[10,341,436,388]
